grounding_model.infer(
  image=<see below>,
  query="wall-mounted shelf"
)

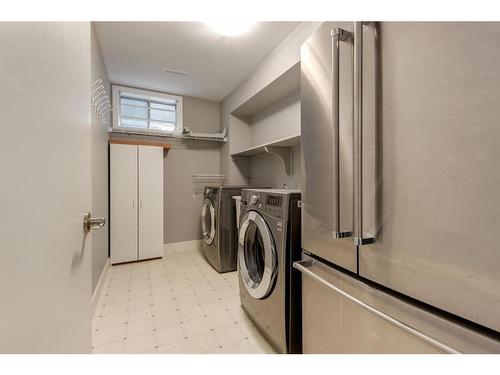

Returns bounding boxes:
[231,134,300,157]
[231,62,300,118]
[230,134,300,176]
[108,128,227,143]
[192,174,226,183]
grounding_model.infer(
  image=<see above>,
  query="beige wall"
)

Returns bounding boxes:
[220,22,321,186]
[250,92,300,146]
[164,96,221,244]
[108,23,321,246]
[109,95,221,245]
[163,142,220,244]
[250,145,301,188]
[247,92,302,188]
[90,24,111,293]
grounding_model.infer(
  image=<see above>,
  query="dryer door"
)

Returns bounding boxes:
[201,198,216,246]
[238,210,277,299]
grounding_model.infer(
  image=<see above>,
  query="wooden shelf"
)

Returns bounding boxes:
[231,62,300,118]
[109,138,172,149]
[230,134,300,176]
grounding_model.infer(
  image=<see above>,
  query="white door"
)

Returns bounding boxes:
[110,144,139,264]
[0,23,93,353]
[138,146,164,260]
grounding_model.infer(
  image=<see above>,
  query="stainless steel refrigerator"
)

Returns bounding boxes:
[296,22,500,353]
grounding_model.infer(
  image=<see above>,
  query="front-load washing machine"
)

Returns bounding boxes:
[238,188,302,353]
[201,185,247,273]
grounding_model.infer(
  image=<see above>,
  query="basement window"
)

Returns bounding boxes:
[112,85,183,135]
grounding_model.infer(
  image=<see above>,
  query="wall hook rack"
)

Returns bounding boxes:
[91,79,112,124]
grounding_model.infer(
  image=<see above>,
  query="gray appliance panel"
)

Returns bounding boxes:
[202,192,220,271]
[217,187,245,272]
[238,189,302,353]
[238,207,287,353]
[202,186,246,273]
[358,22,500,332]
[296,255,500,353]
[300,22,356,272]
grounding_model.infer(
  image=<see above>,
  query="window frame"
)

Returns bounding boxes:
[112,85,183,135]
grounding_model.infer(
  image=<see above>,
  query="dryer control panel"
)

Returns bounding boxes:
[264,194,286,219]
[241,189,299,221]
[266,195,282,207]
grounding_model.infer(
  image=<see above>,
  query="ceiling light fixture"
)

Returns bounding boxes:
[162,67,187,76]
[204,21,256,37]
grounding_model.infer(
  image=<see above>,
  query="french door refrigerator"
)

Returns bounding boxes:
[296,22,500,353]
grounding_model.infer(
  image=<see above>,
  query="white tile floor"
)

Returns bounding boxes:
[92,244,276,354]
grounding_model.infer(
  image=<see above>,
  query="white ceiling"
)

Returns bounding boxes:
[94,22,300,101]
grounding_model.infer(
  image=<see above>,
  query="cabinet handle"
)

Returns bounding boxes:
[140,199,143,209]
[132,200,135,209]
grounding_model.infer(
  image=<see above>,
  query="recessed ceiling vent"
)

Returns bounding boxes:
[162,67,187,76]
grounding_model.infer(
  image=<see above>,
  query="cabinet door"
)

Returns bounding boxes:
[138,145,164,260]
[110,144,138,264]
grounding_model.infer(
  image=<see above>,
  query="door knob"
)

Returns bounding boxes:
[83,212,106,233]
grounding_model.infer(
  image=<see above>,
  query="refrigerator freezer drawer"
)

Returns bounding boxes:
[295,255,500,354]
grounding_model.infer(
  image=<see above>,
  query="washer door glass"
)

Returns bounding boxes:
[238,210,277,299]
[201,198,216,245]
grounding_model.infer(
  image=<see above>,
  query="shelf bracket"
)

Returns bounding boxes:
[231,155,252,179]
[264,146,293,176]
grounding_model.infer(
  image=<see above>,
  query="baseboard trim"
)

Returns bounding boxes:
[164,239,202,254]
[91,258,110,313]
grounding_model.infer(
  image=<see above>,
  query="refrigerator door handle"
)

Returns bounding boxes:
[353,21,375,246]
[293,259,461,354]
[332,27,353,239]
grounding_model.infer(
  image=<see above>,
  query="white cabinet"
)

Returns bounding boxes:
[138,145,164,260]
[110,143,164,264]
[110,144,138,264]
